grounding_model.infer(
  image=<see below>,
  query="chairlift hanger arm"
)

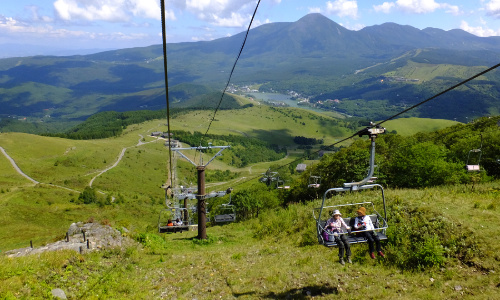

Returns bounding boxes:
[344,124,385,189]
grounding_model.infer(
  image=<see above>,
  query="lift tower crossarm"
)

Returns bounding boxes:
[173,146,230,167]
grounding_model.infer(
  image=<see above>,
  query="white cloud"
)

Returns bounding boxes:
[53,0,167,22]
[373,2,395,14]
[441,3,461,16]
[373,0,462,15]
[184,0,257,28]
[460,20,500,37]
[308,7,322,14]
[395,0,441,14]
[484,0,500,18]
[326,0,358,19]
[0,13,151,45]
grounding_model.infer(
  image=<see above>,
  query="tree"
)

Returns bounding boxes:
[78,186,97,204]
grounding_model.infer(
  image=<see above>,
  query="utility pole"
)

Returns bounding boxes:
[173,144,230,239]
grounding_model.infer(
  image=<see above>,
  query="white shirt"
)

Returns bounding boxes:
[354,215,374,231]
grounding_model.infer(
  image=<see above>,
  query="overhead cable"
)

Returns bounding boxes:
[202,0,262,138]
[161,0,174,188]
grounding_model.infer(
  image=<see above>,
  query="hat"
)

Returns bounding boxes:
[356,207,366,216]
[332,209,342,216]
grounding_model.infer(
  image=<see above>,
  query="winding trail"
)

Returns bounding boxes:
[89,134,158,187]
[1,146,39,185]
[1,134,159,192]
[89,148,127,187]
[1,146,80,193]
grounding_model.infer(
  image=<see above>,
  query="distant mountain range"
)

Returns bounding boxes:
[0,43,115,59]
[1,13,499,128]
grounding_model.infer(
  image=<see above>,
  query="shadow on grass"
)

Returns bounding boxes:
[233,284,338,299]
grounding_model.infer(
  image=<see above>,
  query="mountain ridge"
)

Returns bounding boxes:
[0,13,499,129]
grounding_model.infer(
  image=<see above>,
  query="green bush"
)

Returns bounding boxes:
[385,203,479,271]
[134,233,168,254]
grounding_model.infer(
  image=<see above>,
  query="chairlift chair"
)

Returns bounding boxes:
[308,174,321,188]
[466,134,483,172]
[214,188,236,223]
[158,185,196,233]
[158,207,190,233]
[313,124,388,247]
[276,177,290,189]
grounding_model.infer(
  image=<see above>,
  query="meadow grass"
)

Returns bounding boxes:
[1,182,499,299]
[170,105,351,146]
[1,115,497,298]
[383,117,459,136]
[383,61,490,83]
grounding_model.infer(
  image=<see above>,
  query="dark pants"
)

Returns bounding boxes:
[334,234,352,258]
[362,231,381,253]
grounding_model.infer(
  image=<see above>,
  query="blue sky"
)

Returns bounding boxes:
[1,0,500,54]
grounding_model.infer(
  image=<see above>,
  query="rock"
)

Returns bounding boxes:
[4,222,136,257]
[51,288,67,299]
[67,222,84,235]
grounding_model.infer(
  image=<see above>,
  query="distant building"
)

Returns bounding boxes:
[296,164,307,173]
[165,140,180,148]
[151,131,162,137]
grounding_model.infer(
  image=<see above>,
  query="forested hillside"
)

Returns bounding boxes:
[283,116,500,203]
[1,13,500,134]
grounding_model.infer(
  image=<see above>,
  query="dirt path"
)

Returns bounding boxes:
[0,146,39,185]
[1,146,80,193]
[89,135,162,187]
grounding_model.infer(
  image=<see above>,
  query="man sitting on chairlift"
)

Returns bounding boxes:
[354,207,385,259]
[174,218,183,226]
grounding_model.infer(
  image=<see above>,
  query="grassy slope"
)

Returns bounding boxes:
[383,117,460,136]
[384,61,490,82]
[0,182,499,299]
[171,105,351,146]
[0,112,462,250]
[0,113,498,298]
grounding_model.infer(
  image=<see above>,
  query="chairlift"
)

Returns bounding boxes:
[308,174,321,188]
[158,207,190,233]
[466,134,483,172]
[259,168,278,186]
[158,185,194,233]
[276,177,290,189]
[313,124,388,247]
[213,188,236,223]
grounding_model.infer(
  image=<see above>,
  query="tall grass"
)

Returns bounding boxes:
[1,182,499,299]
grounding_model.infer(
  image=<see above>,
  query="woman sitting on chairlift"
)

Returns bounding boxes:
[326,209,352,265]
[354,207,385,259]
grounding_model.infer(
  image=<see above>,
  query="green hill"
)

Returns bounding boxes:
[382,117,459,136]
[1,115,500,298]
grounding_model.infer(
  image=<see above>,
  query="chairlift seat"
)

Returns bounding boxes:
[159,225,190,233]
[214,214,236,223]
[321,215,387,247]
[466,165,480,172]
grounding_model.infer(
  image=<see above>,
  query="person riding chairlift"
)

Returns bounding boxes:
[353,207,385,259]
[326,209,352,265]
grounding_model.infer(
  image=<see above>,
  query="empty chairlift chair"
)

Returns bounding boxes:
[214,188,236,223]
[466,134,483,172]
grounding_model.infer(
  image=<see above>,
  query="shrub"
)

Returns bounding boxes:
[385,203,479,271]
[134,233,168,254]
